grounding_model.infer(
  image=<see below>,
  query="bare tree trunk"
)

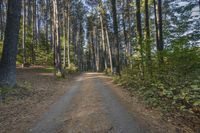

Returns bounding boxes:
[111,0,120,75]
[63,7,66,68]
[145,0,152,75]
[31,0,37,64]
[0,0,22,87]
[157,0,164,64]
[45,0,49,50]
[0,0,4,41]
[53,0,62,75]
[91,26,96,71]
[22,0,26,68]
[122,0,128,66]
[153,0,159,58]
[136,0,144,76]
[99,13,107,70]
[95,27,100,72]
[67,2,70,67]
[105,26,113,73]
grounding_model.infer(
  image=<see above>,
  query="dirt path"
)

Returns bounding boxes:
[29,73,148,133]
[1,70,194,133]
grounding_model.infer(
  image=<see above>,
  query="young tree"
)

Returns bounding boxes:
[0,0,22,87]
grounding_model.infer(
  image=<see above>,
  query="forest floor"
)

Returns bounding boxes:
[0,67,195,133]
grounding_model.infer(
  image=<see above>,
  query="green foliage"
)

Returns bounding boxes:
[104,68,112,75]
[66,63,78,74]
[114,43,200,116]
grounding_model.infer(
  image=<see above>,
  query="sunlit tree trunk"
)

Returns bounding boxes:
[63,7,66,68]
[99,13,107,70]
[105,26,113,73]
[22,0,27,68]
[53,0,62,75]
[67,1,70,68]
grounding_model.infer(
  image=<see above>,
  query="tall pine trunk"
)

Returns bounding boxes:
[0,0,4,41]
[145,0,152,75]
[157,0,164,64]
[22,0,26,68]
[105,26,113,73]
[111,0,120,75]
[67,2,70,68]
[0,0,22,87]
[53,0,62,76]
[136,0,144,76]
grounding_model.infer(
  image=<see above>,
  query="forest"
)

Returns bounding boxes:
[0,0,200,132]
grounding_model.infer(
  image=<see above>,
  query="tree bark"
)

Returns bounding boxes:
[67,2,70,68]
[22,0,26,68]
[111,0,120,75]
[53,0,62,75]
[0,0,4,41]
[153,0,159,55]
[105,26,113,73]
[136,0,144,75]
[0,0,22,87]
[157,0,164,64]
[99,13,107,70]
[145,0,152,74]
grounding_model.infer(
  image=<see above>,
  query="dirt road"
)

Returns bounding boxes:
[29,73,148,133]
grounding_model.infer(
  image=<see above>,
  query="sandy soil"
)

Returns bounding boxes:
[0,67,79,133]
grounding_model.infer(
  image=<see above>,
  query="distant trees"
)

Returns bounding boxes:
[0,0,22,87]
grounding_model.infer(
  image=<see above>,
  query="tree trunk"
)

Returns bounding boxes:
[105,26,113,73]
[153,0,159,56]
[53,0,62,75]
[45,0,49,51]
[0,0,4,41]
[136,0,144,76]
[67,2,70,68]
[157,0,164,64]
[99,13,107,70]
[145,0,152,75]
[122,0,128,66]
[0,0,22,87]
[111,0,120,75]
[63,7,66,68]
[22,0,26,68]
[91,26,96,71]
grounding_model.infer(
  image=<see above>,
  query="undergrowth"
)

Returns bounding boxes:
[113,67,200,117]
[0,81,32,104]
